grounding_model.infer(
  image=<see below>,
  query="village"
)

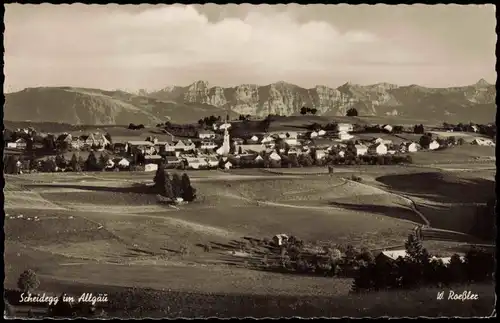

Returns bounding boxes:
[3,117,496,174]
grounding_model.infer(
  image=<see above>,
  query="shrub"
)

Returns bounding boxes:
[350,175,362,182]
[17,269,40,293]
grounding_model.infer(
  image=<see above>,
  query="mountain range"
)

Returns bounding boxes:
[4,79,496,125]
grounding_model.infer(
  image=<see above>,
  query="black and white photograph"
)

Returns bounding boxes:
[2,3,496,318]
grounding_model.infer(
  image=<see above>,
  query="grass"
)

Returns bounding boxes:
[411,146,495,165]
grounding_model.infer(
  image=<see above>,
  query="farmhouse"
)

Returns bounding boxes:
[382,124,393,132]
[269,151,282,161]
[198,130,216,139]
[317,129,326,137]
[200,140,218,150]
[338,123,354,132]
[315,150,327,160]
[224,161,233,169]
[355,144,368,156]
[105,159,115,169]
[310,131,319,139]
[248,135,259,143]
[115,158,131,169]
[374,138,393,145]
[237,144,266,154]
[205,156,219,168]
[339,132,354,141]
[144,163,158,172]
[185,157,207,169]
[272,234,289,247]
[429,140,440,150]
[6,138,27,150]
[287,147,300,155]
[219,123,232,130]
[261,135,274,144]
[406,142,419,153]
[144,155,163,165]
[71,137,84,150]
[165,156,183,168]
[127,141,156,156]
[369,143,388,156]
[472,138,495,146]
[175,140,196,152]
[254,155,264,162]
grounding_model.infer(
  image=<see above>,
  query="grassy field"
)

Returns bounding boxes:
[4,149,495,317]
[410,146,495,165]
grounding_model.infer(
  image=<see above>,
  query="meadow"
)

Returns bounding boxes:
[4,148,496,317]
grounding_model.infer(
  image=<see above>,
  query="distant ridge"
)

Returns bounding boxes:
[4,79,496,125]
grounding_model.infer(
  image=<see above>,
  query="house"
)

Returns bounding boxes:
[248,135,259,143]
[127,141,156,155]
[272,234,289,247]
[116,158,131,169]
[369,143,388,156]
[57,133,73,146]
[113,143,127,154]
[224,161,233,170]
[387,150,396,155]
[471,125,479,133]
[105,159,115,169]
[237,144,266,154]
[284,138,299,146]
[200,140,218,150]
[261,135,274,144]
[339,132,354,141]
[144,155,163,165]
[377,250,408,261]
[7,138,27,150]
[185,157,207,169]
[206,156,219,168]
[269,151,281,161]
[355,144,368,156]
[175,140,196,152]
[374,138,393,145]
[382,124,393,133]
[338,150,346,158]
[472,138,495,146]
[429,140,440,150]
[254,155,264,162]
[317,129,326,137]
[287,147,300,155]
[165,156,183,168]
[406,142,419,153]
[338,123,354,133]
[144,163,159,172]
[71,137,84,150]
[315,150,327,160]
[219,123,232,130]
[286,132,298,139]
[233,137,245,145]
[198,130,216,139]
[310,131,319,139]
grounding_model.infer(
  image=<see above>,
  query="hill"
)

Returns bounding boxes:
[4,87,235,125]
[147,79,496,124]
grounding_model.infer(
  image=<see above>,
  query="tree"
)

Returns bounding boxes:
[310,108,318,115]
[153,164,167,196]
[181,173,197,202]
[414,124,425,134]
[55,154,67,168]
[288,154,300,167]
[164,173,175,199]
[98,153,109,169]
[171,173,183,198]
[300,107,308,115]
[4,155,18,174]
[70,153,81,172]
[457,138,465,145]
[346,108,358,117]
[104,133,112,144]
[42,158,57,172]
[238,146,243,155]
[85,151,100,171]
[419,135,432,149]
[17,269,40,293]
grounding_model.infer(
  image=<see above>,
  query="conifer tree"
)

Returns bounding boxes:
[85,151,99,171]
[70,153,81,172]
[181,173,197,202]
[153,164,167,196]
[171,173,183,198]
[164,172,174,199]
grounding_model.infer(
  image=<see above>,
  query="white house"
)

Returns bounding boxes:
[224,161,233,170]
[284,138,299,146]
[317,129,326,136]
[278,133,287,139]
[144,163,158,172]
[269,151,281,161]
[286,132,298,139]
[338,123,354,132]
[374,138,392,145]
[255,155,264,162]
[185,157,206,169]
[272,234,289,246]
[261,135,274,144]
[339,132,354,141]
[471,125,479,133]
[382,124,393,133]
[116,158,131,168]
[200,141,218,150]
[315,150,327,160]
[310,131,319,139]
[237,144,266,154]
[370,143,388,155]
[206,156,219,168]
[198,130,216,139]
[355,144,368,156]
[249,135,259,142]
[472,138,495,146]
[338,150,346,158]
[429,140,440,150]
[219,123,232,130]
[406,142,419,153]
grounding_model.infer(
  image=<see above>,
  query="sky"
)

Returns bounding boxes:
[4,4,497,92]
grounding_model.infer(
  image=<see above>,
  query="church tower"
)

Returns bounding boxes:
[216,117,231,156]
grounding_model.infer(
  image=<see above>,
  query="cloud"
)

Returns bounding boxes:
[4,4,495,90]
